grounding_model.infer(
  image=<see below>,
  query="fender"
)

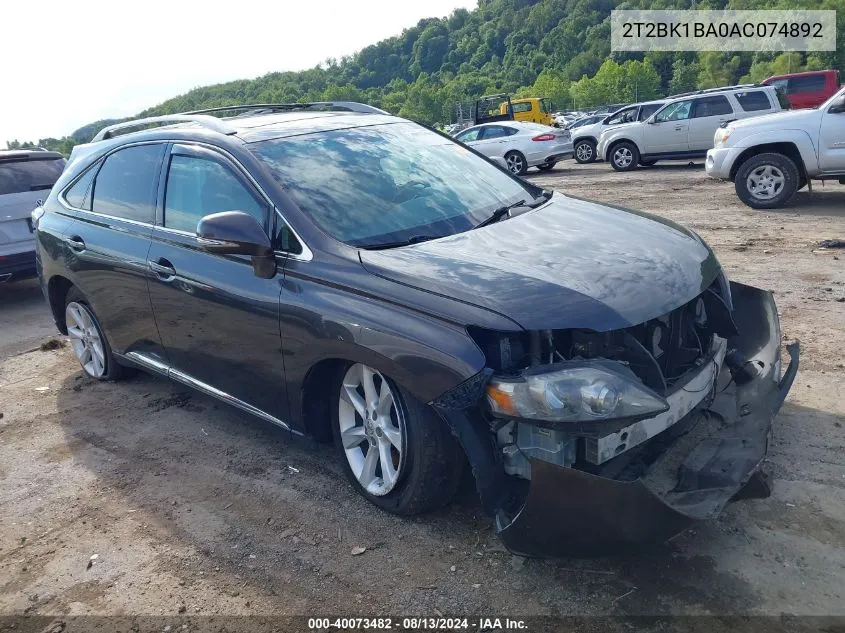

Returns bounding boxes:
[731,128,820,175]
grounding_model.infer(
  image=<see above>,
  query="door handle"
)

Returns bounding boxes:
[148,259,176,280]
[65,236,85,251]
[674,125,684,131]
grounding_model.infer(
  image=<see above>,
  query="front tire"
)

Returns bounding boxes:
[332,363,463,515]
[610,141,639,171]
[735,153,799,209]
[64,288,128,381]
[574,139,596,164]
[504,151,528,175]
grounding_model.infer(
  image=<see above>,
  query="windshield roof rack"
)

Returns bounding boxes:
[91,102,389,142]
[183,102,389,116]
[92,115,237,142]
[667,83,761,99]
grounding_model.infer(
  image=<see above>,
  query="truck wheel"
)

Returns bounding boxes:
[574,140,596,164]
[609,142,639,171]
[332,363,463,515]
[735,153,799,209]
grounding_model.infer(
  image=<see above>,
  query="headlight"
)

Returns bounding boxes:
[714,127,732,146]
[486,360,668,423]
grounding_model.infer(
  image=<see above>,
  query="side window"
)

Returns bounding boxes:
[768,78,789,93]
[456,128,481,142]
[164,154,267,234]
[480,126,507,140]
[735,91,772,112]
[512,102,532,113]
[655,100,693,122]
[276,222,303,255]
[607,108,635,125]
[691,96,733,118]
[639,103,663,120]
[503,126,519,136]
[789,75,826,93]
[91,144,164,223]
[63,163,98,210]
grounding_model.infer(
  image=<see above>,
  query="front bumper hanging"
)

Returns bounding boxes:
[492,282,798,556]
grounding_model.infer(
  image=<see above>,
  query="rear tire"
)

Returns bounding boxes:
[332,363,463,515]
[64,288,130,381]
[574,140,596,164]
[610,141,639,171]
[504,151,528,175]
[735,153,799,209]
[536,161,557,172]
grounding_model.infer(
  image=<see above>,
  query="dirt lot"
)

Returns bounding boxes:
[1,162,844,625]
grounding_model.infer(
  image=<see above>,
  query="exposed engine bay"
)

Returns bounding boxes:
[475,279,737,478]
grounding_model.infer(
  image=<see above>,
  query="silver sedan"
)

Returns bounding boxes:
[454,122,573,175]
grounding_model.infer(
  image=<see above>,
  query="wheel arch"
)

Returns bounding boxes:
[729,142,807,182]
[47,275,75,334]
[605,137,639,162]
[574,136,598,146]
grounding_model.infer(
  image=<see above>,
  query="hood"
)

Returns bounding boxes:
[360,195,722,332]
[728,108,820,131]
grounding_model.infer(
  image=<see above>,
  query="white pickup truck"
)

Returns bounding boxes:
[706,86,845,208]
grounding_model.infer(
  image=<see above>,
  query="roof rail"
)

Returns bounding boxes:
[667,83,761,99]
[183,102,389,116]
[92,115,237,142]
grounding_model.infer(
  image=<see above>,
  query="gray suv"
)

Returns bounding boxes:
[1,149,66,283]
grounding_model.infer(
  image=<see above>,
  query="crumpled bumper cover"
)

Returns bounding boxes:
[497,282,799,557]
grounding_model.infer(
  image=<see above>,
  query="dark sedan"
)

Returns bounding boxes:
[33,103,798,556]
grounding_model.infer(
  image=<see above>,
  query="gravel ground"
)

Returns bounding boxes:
[1,161,844,625]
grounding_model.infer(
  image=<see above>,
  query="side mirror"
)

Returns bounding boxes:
[197,211,272,256]
[828,98,845,114]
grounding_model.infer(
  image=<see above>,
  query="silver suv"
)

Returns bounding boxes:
[597,85,784,171]
[0,149,66,283]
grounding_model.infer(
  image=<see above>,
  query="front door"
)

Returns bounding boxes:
[819,94,845,173]
[146,143,288,421]
[687,95,735,151]
[643,100,693,154]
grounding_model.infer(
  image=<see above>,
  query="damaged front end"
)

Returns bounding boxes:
[435,281,798,557]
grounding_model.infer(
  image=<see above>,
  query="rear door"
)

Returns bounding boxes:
[61,142,166,359]
[643,100,693,153]
[687,95,734,151]
[473,125,517,157]
[145,143,288,421]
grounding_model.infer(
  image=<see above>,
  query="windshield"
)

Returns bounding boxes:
[250,122,531,248]
[541,98,552,113]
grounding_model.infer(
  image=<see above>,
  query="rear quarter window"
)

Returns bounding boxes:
[734,91,772,112]
[0,157,66,196]
[789,75,827,93]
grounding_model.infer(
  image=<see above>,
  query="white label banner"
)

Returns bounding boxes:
[611,10,837,52]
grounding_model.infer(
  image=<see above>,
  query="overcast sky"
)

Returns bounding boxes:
[2,0,475,145]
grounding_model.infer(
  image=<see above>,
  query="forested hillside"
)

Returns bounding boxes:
[8,0,844,154]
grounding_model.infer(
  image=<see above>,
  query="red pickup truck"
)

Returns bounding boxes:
[762,70,841,109]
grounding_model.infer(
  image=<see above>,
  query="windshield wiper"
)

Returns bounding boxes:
[474,199,530,229]
[363,234,439,250]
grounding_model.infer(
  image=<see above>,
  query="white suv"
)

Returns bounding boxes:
[706,87,845,208]
[572,100,666,164]
[598,86,784,171]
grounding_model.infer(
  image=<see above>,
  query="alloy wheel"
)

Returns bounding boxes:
[746,165,785,200]
[576,143,593,162]
[338,363,406,496]
[66,302,107,378]
[613,147,633,169]
[506,154,525,174]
